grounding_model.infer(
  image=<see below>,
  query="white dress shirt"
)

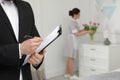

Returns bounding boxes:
[0,0,22,80]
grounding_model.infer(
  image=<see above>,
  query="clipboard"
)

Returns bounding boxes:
[22,25,62,65]
[36,25,62,53]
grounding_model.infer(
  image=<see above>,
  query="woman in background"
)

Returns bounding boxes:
[64,8,94,80]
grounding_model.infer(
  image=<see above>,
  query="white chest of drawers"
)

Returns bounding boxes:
[79,43,120,77]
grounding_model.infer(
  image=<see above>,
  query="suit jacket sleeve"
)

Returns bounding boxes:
[27,2,44,70]
[0,44,19,66]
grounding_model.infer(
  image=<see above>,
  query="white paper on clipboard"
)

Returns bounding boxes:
[22,25,62,65]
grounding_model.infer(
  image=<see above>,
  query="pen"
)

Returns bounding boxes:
[24,35,33,40]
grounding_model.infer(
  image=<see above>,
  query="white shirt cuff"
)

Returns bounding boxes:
[19,44,22,59]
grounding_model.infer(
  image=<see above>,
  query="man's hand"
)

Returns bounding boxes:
[20,37,42,55]
[28,50,46,65]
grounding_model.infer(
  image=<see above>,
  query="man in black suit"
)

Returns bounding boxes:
[0,0,45,80]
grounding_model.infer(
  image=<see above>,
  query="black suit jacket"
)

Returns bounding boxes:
[0,0,43,80]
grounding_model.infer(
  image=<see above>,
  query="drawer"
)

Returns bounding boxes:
[80,56,108,68]
[82,44,108,53]
[79,65,108,76]
[80,46,109,58]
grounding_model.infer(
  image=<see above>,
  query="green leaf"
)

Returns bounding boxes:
[84,26,90,30]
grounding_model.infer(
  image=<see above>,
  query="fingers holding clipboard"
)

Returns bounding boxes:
[22,25,62,65]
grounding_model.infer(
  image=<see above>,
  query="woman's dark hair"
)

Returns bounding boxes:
[69,8,80,17]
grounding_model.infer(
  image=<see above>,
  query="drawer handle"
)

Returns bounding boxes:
[90,48,96,51]
[90,58,96,61]
[90,68,96,72]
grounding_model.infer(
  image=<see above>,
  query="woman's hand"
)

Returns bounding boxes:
[88,30,94,34]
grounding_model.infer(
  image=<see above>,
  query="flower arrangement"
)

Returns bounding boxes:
[82,21,100,42]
